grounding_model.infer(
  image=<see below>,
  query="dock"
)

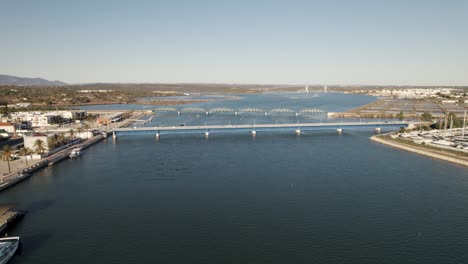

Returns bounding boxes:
[0,205,25,234]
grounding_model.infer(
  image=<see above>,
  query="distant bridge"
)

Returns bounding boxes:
[152,107,325,115]
[112,121,409,138]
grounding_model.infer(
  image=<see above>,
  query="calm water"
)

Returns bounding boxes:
[3,93,468,264]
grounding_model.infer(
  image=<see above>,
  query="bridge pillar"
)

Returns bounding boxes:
[205,131,209,138]
[337,128,343,134]
[295,129,301,135]
[156,133,160,140]
[251,130,256,137]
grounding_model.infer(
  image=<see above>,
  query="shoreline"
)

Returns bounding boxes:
[370,135,468,167]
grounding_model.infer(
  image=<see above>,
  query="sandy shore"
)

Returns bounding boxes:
[370,135,468,167]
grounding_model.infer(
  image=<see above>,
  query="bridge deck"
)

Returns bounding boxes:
[113,121,409,136]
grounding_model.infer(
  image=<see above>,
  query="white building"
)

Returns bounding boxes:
[0,122,15,133]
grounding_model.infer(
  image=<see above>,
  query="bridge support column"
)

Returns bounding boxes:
[337,128,343,134]
[156,133,160,140]
[251,130,256,137]
[375,127,381,133]
[295,129,301,135]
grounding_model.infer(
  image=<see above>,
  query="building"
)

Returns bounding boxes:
[0,122,15,134]
[23,133,55,153]
[97,112,124,125]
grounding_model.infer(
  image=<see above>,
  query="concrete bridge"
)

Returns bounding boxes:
[112,121,409,139]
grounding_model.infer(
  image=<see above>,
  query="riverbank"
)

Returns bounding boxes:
[371,134,468,167]
[0,134,106,192]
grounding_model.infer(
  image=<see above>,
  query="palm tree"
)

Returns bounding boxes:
[48,135,58,150]
[33,139,45,154]
[58,133,66,146]
[69,129,75,139]
[2,145,12,173]
[18,147,31,167]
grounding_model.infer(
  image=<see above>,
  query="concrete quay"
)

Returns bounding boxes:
[0,134,105,192]
[371,135,468,167]
[0,205,25,234]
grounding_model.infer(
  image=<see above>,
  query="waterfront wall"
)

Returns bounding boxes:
[370,136,468,167]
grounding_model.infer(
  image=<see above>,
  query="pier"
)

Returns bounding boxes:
[112,121,409,138]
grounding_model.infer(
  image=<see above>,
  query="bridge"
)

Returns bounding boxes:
[112,121,409,139]
[152,107,325,115]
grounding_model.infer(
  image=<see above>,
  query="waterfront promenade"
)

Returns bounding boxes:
[371,135,468,167]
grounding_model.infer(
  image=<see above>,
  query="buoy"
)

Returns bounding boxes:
[295,129,301,135]
[251,130,257,136]
[337,128,343,134]
[205,131,209,138]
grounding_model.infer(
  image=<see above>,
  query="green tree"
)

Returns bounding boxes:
[69,129,75,139]
[47,135,58,150]
[396,111,404,120]
[33,139,46,154]
[0,101,8,115]
[421,112,433,122]
[447,112,463,128]
[2,145,12,173]
[18,147,32,167]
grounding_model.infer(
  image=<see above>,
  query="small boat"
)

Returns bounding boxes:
[69,148,81,158]
[0,237,20,264]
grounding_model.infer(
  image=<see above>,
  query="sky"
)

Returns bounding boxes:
[1,0,467,85]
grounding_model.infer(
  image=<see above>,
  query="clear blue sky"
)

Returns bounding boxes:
[1,0,467,85]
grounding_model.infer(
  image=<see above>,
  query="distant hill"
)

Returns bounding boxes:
[0,74,67,86]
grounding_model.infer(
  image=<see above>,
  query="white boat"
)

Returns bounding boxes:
[69,147,81,158]
[0,237,20,264]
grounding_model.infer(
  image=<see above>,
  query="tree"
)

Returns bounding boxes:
[396,111,404,120]
[421,112,433,122]
[447,112,463,128]
[47,136,58,150]
[18,147,32,167]
[2,145,12,173]
[58,133,66,146]
[0,101,8,115]
[33,139,45,154]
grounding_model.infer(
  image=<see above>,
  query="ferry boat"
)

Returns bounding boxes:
[69,147,81,158]
[0,237,20,264]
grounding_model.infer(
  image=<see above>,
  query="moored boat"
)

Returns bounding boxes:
[69,147,81,158]
[0,237,20,264]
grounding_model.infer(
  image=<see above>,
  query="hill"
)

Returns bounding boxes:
[0,74,67,86]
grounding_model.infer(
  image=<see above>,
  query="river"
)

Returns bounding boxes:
[3,92,468,264]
